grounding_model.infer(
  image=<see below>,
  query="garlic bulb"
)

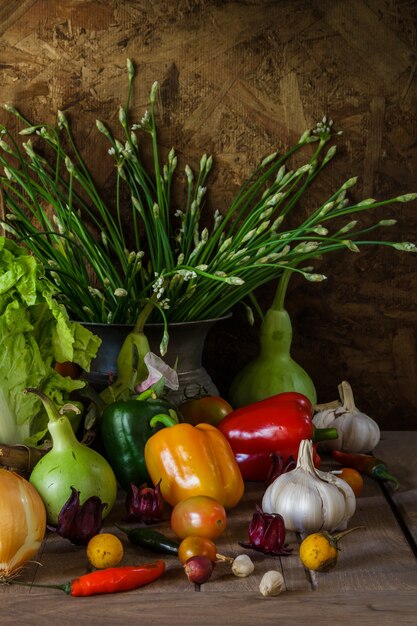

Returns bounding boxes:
[313,381,380,453]
[262,439,356,533]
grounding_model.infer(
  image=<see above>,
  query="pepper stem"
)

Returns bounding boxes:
[330,526,366,544]
[136,388,157,402]
[114,523,130,535]
[149,413,179,428]
[7,579,71,594]
[215,553,234,564]
[312,427,338,443]
[372,465,400,490]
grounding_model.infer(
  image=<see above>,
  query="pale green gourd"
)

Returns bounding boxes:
[27,388,117,525]
[229,270,316,408]
[99,300,157,405]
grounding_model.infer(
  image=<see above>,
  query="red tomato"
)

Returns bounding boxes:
[54,361,81,379]
[178,536,217,565]
[171,496,227,540]
[338,467,364,497]
[179,396,233,426]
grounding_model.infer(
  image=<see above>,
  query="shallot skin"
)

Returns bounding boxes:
[184,556,214,584]
[0,469,46,580]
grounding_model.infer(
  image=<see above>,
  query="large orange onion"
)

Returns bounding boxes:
[0,469,47,581]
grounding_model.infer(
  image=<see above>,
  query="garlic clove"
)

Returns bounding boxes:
[337,411,380,453]
[319,470,356,530]
[263,472,324,532]
[232,554,255,577]
[259,570,285,596]
[313,407,338,428]
[313,408,342,450]
[262,480,276,514]
[315,472,355,531]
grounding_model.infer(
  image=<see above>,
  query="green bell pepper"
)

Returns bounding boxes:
[99,391,180,491]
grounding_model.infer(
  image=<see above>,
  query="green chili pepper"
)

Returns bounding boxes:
[115,524,180,555]
[99,392,180,491]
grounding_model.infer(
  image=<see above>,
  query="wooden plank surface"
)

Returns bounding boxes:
[1,431,417,624]
[2,591,417,626]
[373,431,417,546]
[307,431,417,592]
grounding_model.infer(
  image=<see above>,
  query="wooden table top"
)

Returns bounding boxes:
[2,431,417,625]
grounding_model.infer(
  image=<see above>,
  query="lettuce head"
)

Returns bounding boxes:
[0,237,101,445]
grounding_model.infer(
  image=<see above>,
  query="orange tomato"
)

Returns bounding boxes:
[338,467,364,497]
[171,495,227,540]
[178,536,217,565]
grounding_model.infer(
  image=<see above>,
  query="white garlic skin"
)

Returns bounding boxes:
[262,440,356,533]
[232,554,255,577]
[259,570,285,597]
[313,407,380,453]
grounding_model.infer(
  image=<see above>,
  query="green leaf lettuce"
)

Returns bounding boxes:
[0,237,101,445]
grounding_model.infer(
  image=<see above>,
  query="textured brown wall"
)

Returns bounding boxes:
[1,0,416,428]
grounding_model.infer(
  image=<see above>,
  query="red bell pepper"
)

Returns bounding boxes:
[218,392,337,481]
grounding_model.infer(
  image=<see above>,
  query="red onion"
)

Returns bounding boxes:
[184,556,214,584]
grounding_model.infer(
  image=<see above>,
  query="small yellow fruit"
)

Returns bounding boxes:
[299,532,338,572]
[86,533,124,569]
[299,527,364,572]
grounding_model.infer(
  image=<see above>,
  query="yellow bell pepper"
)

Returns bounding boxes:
[144,421,244,509]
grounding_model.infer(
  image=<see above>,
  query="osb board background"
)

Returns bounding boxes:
[0,0,416,429]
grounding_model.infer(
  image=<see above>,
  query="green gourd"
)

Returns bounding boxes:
[229,270,316,408]
[99,300,156,405]
[27,388,117,525]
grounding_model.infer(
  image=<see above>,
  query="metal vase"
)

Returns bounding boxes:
[82,315,230,403]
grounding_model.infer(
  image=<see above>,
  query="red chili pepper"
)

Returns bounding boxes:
[331,450,400,490]
[13,561,166,596]
[218,392,337,481]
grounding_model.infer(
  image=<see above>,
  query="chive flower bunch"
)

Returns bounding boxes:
[0,59,415,333]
